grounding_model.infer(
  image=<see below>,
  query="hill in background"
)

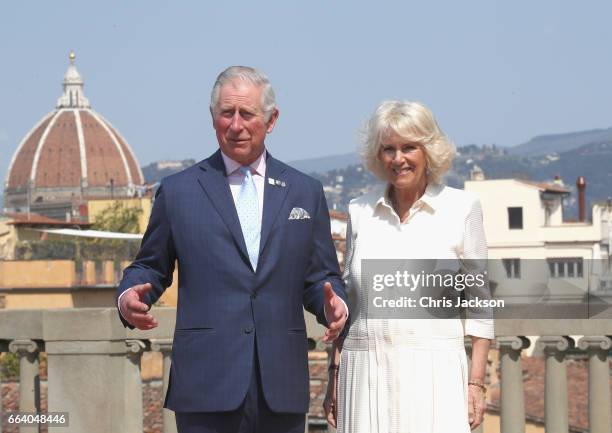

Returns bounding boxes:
[288,152,361,174]
[509,127,612,157]
[24,125,601,221]
[141,159,196,185]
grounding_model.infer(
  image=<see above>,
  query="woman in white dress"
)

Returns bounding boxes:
[324,101,494,433]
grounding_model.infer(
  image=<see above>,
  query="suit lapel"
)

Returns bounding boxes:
[259,154,290,257]
[196,150,250,262]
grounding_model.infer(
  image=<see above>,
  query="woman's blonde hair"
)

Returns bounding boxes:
[361,100,455,184]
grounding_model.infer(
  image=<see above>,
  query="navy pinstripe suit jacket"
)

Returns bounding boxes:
[117,149,347,413]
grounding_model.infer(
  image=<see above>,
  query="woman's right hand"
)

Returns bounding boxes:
[323,370,338,428]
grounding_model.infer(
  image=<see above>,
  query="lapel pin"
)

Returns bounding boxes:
[268,177,286,187]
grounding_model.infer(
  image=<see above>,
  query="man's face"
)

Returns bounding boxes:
[211,80,279,165]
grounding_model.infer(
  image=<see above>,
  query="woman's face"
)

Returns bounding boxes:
[378,132,427,192]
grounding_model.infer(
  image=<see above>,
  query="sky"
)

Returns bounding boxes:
[1,1,611,186]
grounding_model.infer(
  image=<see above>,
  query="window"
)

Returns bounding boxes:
[508,207,523,229]
[502,258,521,278]
[547,258,583,278]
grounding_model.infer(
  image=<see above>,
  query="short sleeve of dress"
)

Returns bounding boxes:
[461,197,495,339]
[343,214,355,283]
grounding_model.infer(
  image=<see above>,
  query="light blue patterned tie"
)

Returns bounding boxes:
[236,166,260,270]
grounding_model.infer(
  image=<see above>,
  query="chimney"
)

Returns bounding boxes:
[470,165,485,181]
[576,176,586,222]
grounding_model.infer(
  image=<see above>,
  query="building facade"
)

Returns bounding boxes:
[465,174,612,307]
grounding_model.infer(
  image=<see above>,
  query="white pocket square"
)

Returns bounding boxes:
[288,207,311,220]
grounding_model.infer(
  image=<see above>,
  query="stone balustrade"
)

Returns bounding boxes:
[0,310,610,433]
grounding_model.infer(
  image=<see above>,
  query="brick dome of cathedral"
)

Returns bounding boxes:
[4,52,144,216]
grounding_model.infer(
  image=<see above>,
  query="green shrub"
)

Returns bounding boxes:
[0,352,20,380]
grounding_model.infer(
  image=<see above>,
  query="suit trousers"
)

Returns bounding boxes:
[175,336,306,433]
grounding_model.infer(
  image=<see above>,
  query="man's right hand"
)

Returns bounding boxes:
[119,283,159,330]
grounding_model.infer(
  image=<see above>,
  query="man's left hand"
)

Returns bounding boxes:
[323,282,347,343]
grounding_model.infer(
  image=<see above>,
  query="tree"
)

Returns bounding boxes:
[84,201,143,261]
[91,201,142,234]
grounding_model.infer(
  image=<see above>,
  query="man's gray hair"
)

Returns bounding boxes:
[210,66,277,121]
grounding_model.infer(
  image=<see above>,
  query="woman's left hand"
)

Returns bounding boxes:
[323,372,338,428]
[468,384,486,429]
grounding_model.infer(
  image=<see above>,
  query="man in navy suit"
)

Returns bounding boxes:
[117,66,348,433]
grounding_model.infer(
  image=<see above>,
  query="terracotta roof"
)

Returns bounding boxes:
[6,109,143,190]
[2,212,91,227]
[517,179,570,194]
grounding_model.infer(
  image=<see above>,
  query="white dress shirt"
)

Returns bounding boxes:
[221,149,266,222]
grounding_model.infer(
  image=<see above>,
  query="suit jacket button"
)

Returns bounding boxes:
[251,293,257,299]
[244,327,253,334]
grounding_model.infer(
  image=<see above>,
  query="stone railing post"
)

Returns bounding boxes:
[43,309,144,433]
[578,336,612,433]
[124,339,146,433]
[497,336,529,433]
[151,339,177,433]
[0,340,8,433]
[9,339,41,433]
[536,336,572,433]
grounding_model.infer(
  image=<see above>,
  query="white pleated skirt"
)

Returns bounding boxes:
[337,334,471,433]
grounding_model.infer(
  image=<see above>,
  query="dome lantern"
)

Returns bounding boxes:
[56,51,90,109]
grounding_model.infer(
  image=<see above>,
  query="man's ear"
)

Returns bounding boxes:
[209,107,215,126]
[266,108,280,133]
